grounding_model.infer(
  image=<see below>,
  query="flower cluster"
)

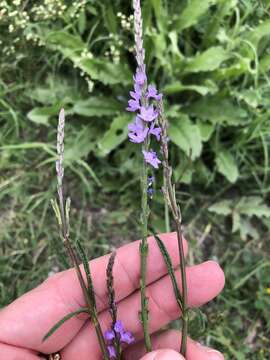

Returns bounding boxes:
[104,320,135,359]
[127,68,163,169]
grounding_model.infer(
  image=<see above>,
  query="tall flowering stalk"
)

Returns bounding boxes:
[47,109,110,360]
[127,0,189,356]
[127,0,162,352]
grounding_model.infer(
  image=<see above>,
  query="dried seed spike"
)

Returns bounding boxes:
[56,108,65,187]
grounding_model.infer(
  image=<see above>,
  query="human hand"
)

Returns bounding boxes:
[0,232,225,360]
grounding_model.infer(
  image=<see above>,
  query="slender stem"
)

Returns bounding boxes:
[158,101,188,357]
[139,143,152,352]
[55,110,109,360]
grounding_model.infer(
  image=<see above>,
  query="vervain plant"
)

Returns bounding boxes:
[126,0,188,356]
[44,109,110,360]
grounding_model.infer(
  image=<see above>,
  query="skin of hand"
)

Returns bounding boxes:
[0,232,225,360]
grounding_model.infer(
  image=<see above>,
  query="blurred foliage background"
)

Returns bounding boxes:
[0,0,270,358]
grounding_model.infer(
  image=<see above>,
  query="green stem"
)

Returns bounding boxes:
[139,141,152,352]
[58,189,109,360]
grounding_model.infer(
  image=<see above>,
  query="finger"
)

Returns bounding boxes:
[0,342,41,360]
[0,233,187,353]
[139,349,185,360]
[125,330,224,360]
[61,261,224,359]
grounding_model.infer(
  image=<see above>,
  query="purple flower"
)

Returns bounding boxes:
[138,105,158,122]
[133,70,147,86]
[130,87,141,102]
[108,345,116,359]
[114,320,125,334]
[147,85,162,101]
[126,99,140,112]
[128,117,148,143]
[120,331,135,344]
[104,330,115,341]
[149,122,161,141]
[142,150,161,169]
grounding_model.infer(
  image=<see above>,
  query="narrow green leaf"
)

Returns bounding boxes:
[216,150,239,183]
[43,308,89,341]
[153,234,183,312]
[76,240,96,310]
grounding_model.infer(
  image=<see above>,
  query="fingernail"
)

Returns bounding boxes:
[196,342,224,360]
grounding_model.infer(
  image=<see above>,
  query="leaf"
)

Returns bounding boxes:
[216,150,239,183]
[208,200,232,216]
[184,47,229,73]
[183,96,248,126]
[27,103,60,125]
[197,121,214,142]
[73,97,122,117]
[43,308,89,341]
[174,0,217,31]
[153,234,183,311]
[97,114,130,157]
[246,20,270,47]
[237,197,270,218]
[46,30,85,54]
[76,240,96,310]
[79,58,132,85]
[168,115,202,160]
[164,81,218,96]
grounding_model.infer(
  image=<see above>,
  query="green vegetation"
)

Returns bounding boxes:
[0,1,269,358]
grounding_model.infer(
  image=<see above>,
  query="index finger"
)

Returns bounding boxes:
[0,232,187,352]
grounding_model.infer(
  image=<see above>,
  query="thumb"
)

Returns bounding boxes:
[140,349,185,360]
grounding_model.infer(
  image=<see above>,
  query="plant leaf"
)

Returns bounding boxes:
[97,114,130,157]
[184,47,229,73]
[27,103,61,125]
[43,308,89,341]
[208,200,232,216]
[184,96,248,126]
[174,0,217,31]
[73,97,122,117]
[76,240,96,310]
[216,150,239,183]
[153,233,183,312]
[168,115,202,160]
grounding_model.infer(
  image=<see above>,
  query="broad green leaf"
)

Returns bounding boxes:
[64,127,98,162]
[174,0,217,31]
[246,20,270,47]
[197,121,215,142]
[237,197,270,218]
[97,114,130,157]
[183,96,248,126]
[27,103,60,125]
[164,81,217,96]
[208,200,232,216]
[73,97,122,117]
[168,115,202,160]
[46,31,84,51]
[184,47,229,73]
[79,58,132,85]
[216,150,239,183]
